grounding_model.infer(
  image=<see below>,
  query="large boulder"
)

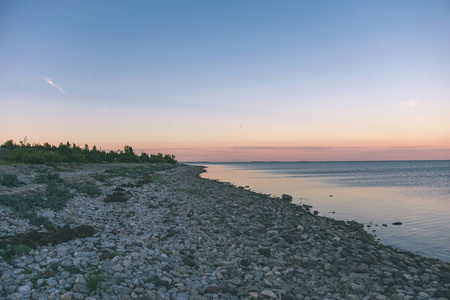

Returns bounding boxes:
[281,194,293,202]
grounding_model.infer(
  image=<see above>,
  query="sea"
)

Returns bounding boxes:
[188,160,450,262]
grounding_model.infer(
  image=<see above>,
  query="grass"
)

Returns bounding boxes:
[30,274,45,288]
[21,211,55,229]
[83,271,105,292]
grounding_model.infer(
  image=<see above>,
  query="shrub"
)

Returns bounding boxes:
[13,244,31,255]
[35,172,64,184]
[104,191,128,203]
[0,174,25,187]
[73,182,102,197]
[93,173,108,182]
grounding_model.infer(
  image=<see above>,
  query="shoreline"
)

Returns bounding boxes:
[0,163,449,299]
[194,161,450,263]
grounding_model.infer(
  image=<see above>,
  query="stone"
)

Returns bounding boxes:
[182,256,196,267]
[111,264,124,272]
[154,279,170,287]
[258,248,271,256]
[74,251,97,257]
[61,293,72,300]
[99,251,111,260]
[123,260,132,267]
[43,269,56,278]
[73,293,83,300]
[7,293,23,300]
[17,285,31,293]
[46,279,58,287]
[261,289,278,298]
[205,286,219,293]
[281,194,292,201]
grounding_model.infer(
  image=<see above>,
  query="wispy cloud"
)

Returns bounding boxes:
[42,75,66,94]
[138,148,193,152]
[97,108,108,113]
[231,146,364,152]
[363,147,450,156]
[391,145,431,149]
[401,100,419,108]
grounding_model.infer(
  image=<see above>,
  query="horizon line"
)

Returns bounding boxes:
[182,158,450,163]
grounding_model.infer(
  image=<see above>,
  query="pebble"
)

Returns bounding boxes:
[261,290,278,298]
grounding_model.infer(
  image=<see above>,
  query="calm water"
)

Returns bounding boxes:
[190,161,450,262]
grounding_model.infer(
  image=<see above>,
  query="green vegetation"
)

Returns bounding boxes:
[0,172,71,229]
[93,173,108,182]
[1,139,177,164]
[73,182,102,197]
[83,270,105,292]
[30,274,45,288]
[0,244,31,260]
[0,174,25,187]
[13,244,31,255]
[34,172,64,184]
[21,211,55,229]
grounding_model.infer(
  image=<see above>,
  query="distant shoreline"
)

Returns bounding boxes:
[184,159,450,163]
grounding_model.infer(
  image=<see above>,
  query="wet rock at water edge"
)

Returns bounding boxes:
[392,222,403,225]
[281,194,292,201]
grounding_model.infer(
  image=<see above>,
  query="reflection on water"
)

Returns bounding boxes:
[191,161,450,262]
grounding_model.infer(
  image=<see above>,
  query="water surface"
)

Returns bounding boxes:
[191,161,450,262]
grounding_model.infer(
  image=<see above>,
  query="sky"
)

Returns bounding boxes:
[1,0,449,162]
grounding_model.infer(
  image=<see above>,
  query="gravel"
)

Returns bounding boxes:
[0,163,449,300]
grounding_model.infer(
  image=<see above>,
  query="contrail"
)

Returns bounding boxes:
[42,75,66,94]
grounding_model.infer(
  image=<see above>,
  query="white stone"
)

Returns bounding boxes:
[18,285,31,293]
[261,290,277,298]
[61,293,72,300]
[123,260,132,267]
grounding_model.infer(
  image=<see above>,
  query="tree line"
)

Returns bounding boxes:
[0,139,177,164]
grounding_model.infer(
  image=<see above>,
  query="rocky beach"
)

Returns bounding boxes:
[0,163,449,300]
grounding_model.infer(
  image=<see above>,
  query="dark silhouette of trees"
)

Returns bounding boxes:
[0,140,177,165]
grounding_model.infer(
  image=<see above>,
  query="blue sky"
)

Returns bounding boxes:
[1,1,449,161]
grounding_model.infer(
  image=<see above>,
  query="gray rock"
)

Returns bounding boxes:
[281,194,292,201]
[17,285,31,293]
[261,289,278,298]
[74,251,97,257]
[257,248,271,256]
[182,256,196,267]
